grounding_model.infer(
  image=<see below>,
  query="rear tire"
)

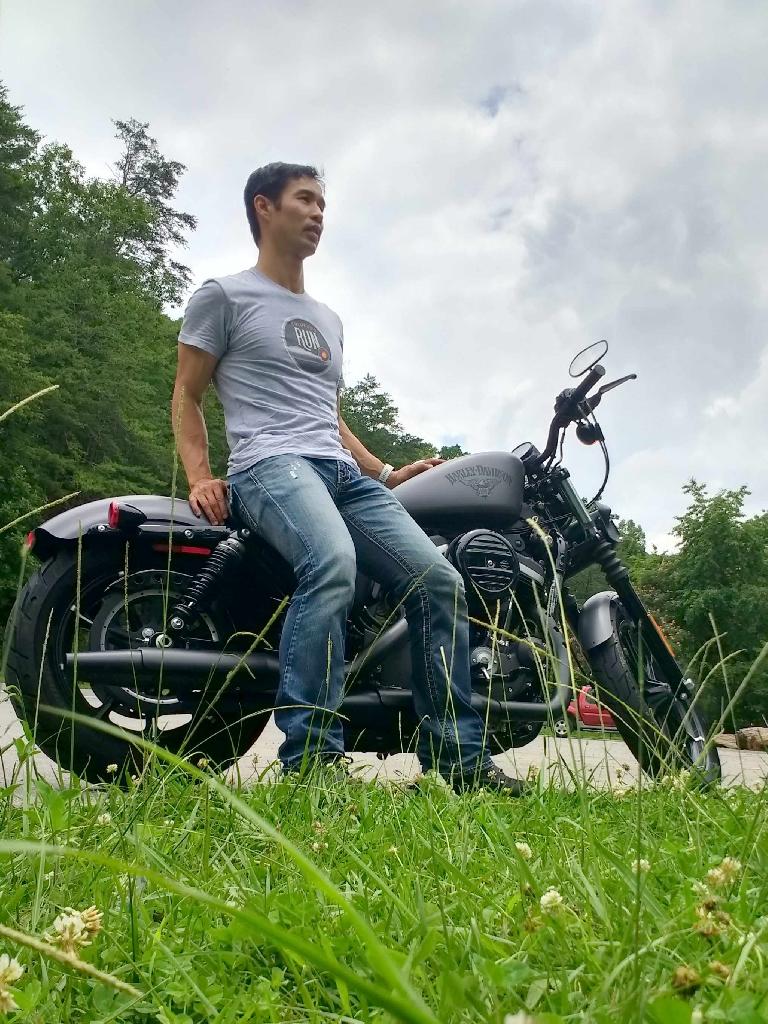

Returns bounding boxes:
[3,547,273,782]
[587,601,721,786]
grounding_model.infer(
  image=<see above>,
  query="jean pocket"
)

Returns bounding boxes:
[228,481,260,534]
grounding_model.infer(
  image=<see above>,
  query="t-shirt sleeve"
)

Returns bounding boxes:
[178,279,230,359]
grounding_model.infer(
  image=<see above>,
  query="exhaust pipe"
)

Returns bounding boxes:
[65,627,573,722]
[65,649,281,691]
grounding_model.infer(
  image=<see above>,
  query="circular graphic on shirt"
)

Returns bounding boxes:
[283,318,333,374]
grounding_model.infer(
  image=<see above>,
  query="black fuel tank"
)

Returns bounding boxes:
[392,451,525,531]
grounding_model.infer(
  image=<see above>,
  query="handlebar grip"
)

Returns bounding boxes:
[567,364,606,409]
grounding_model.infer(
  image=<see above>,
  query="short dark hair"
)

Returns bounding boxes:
[243,162,323,244]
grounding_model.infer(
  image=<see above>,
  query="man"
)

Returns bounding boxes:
[172,162,525,794]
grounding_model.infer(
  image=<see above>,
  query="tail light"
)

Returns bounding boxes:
[106,502,146,531]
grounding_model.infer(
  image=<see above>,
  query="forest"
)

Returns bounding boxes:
[1,82,766,725]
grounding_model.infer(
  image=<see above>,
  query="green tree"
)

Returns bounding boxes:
[111,118,197,305]
[340,374,436,466]
[661,482,768,724]
[439,443,468,460]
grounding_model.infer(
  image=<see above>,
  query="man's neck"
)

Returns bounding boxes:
[255,248,305,294]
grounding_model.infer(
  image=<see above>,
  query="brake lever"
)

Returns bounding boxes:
[585,373,637,411]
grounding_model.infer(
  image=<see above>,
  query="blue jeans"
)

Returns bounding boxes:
[228,455,493,777]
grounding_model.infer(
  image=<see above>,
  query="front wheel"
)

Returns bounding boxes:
[587,602,721,787]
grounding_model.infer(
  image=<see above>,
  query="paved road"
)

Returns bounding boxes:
[3,695,767,793]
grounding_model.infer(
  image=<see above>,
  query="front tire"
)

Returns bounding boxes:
[4,547,272,782]
[587,602,721,786]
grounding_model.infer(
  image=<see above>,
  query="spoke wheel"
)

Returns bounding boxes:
[5,548,274,782]
[588,601,721,786]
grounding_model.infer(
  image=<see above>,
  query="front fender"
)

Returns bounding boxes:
[577,591,620,651]
[32,495,207,560]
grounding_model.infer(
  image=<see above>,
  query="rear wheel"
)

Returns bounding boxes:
[4,547,274,782]
[587,601,721,786]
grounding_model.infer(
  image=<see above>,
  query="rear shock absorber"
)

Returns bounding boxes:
[167,533,247,634]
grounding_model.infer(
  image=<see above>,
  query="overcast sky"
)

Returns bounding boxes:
[1,0,766,549]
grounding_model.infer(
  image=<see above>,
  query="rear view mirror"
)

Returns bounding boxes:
[569,339,609,378]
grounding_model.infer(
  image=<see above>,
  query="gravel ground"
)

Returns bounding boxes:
[3,695,766,794]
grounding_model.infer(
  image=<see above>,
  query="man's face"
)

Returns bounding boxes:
[257,176,325,257]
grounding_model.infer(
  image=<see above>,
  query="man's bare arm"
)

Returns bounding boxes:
[337,396,445,487]
[337,398,385,479]
[172,343,229,524]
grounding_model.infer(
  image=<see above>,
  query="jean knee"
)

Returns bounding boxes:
[420,557,464,597]
[310,546,357,600]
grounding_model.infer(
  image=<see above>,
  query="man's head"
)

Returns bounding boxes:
[244,162,325,257]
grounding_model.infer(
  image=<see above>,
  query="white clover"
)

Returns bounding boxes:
[105,763,118,774]
[196,757,210,769]
[719,857,741,880]
[540,887,563,912]
[96,812,112,826]
[49,912,88,954]
[515,842,533,861]
[48,905,103,954]
[631,858,650,873]
[387,845,399,855]
[0,990,20,1014]
[0,955,23,987]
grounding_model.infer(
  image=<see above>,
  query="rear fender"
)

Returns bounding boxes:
[577,591,620,651]
[30,495,228,560]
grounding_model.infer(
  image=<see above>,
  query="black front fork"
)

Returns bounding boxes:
[591,537,685,691]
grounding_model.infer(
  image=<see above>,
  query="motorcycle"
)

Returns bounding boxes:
[3,341,721,785]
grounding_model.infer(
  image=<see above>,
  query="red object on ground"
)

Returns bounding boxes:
[567,685,617,731]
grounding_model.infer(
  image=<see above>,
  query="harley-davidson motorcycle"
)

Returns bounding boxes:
[3,341,721,785]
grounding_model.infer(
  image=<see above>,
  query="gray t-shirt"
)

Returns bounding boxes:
[178,267,357,478]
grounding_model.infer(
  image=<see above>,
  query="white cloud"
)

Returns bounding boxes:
[1,0,765,540]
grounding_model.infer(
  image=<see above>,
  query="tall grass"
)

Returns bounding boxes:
[0,729,765,1022]
[1,390,766,1022]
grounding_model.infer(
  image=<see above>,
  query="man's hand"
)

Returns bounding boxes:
[189,477,230,525]
[386,458,444,488]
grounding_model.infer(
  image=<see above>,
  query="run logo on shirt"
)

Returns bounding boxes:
[283,317,332,374]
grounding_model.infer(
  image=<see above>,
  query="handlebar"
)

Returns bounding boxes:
[568,364,606,406]
[536,363,607,465]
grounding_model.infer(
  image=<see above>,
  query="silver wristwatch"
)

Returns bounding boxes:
[377,463,394,485]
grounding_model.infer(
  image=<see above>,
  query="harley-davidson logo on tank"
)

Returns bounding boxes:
[444,464,516,499]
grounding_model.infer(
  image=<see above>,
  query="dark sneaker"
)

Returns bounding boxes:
[450,763,530,796]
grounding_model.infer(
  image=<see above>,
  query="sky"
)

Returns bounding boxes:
[1,0,766,550]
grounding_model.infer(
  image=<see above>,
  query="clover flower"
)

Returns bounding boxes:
[48,905,103,954]
[672,965,701,992]
[96,812,112,826]
[311,820,326,835]
[196,757,210,769]
[708,960,731,981]
[0,954,24,1013]
[631,858,650,873]
[105,764,118,774]
[311,841,328,853]
[387,845,399,855]
[706,857,742,888]
[515,842,533,861]
[540,887,563,912]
